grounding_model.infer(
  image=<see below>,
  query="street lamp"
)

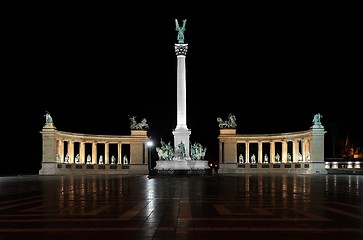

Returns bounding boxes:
[147,138,153,175]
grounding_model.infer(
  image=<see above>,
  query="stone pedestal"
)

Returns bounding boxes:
[154,160,209,170]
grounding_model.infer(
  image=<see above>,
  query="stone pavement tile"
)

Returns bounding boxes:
[0,174,362,240]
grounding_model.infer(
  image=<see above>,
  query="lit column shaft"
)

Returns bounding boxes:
[177,54,187,129]
[173,43,191,158]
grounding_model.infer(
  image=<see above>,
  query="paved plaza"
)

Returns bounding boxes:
[0,173,362,240]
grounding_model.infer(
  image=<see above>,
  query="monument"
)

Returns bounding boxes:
[153,19,209,173]
[173,19,191,158]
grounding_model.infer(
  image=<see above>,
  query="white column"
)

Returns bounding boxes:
[173,44,191,158]
[176,54,187,129]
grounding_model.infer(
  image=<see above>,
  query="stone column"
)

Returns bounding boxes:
[172,43,191,158]
[282,141,288,163]
[293,140,299,162]
[258,142,263,163]
[118,143,122,164]
[68,141,74,163]
[245,142,250,163]
[80,142,85,163]
[92,143,97,164]
[57,140,62,162]
[270,142,275,163]
[105,143,110,164]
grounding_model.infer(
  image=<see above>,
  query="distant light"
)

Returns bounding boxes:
[147,139,153,147]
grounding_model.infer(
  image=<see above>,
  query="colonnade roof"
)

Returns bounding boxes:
[43,130,150,143]
[219,129,313,141]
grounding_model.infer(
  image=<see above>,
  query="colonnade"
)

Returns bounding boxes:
[56,140,126,165]
[218,124,327,174]
[39,122,150,175]
[237,138,311,164]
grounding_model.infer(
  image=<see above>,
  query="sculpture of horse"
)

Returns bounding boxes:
[217,113,237,128]
[129,115,149,130]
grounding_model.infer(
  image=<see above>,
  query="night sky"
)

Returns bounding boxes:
[3,2,362,174]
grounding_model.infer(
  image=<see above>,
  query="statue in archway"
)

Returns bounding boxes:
[64,154,70,163]
[298,153,303,162]
[275,153,281,163]
[75,154,80,163]
[123,155,128,164]
[86,154,92,164]
[111,155,116,164]
[251,154,256,163]
[99,155,104,164]
[264,154,268,163]
[238,154,244,163]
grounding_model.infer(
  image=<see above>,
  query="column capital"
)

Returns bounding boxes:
[175,44,188,56]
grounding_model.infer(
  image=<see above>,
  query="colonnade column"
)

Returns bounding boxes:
[258,142,263,163]
[282,141,288,163]
[293,140,299,162]
[105,143,110,164]
[80,142,85,163]
[118,143,122,164]
[58,140,64,162]
[270,142,275,163]
[92,143,97,164]
[68,141,74,163]
[245,143,250,163]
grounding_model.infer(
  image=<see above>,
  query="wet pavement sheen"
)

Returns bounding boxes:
[0,173,362,240]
